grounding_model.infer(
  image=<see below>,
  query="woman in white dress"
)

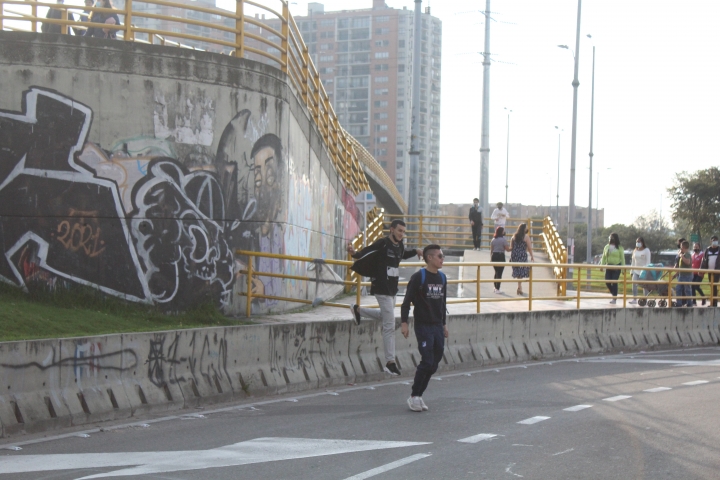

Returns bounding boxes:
[629,236,651,304]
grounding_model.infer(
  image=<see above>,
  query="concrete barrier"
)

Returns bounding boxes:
[1,307,719,437]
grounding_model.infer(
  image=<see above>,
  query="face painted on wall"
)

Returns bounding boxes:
[250,134,283,234]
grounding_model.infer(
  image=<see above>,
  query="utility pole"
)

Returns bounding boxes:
[479,0,491,218]
[504,107,511,205]
[408,0,422,216]
[587,43,595,267]
[567,0,582,265]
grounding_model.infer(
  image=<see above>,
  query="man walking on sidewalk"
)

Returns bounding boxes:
[401,244,448,412]
[348,220,422,376]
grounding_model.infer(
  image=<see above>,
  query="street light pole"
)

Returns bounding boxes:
[587,42,596,267]
[554,126,562,225]
[504,107,511,205]
[567,0,582,265]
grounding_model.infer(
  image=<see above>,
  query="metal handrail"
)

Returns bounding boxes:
[0,0,379,199]
[235,249,719,317]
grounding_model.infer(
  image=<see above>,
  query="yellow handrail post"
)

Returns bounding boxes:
[667,268,673,307]
[124,0,133,41]
[245,254,253,318]
[528,265,533,311]
[622,267,628,307]
[418,215,423,246]
[148,33,154,45]
[576,267,581,309]
[60,8,68,35]
[0,0,4,30]
[280,1,289,74]
[355,271,361,307]
[711,273,715,307]
[302,45,310,104]
[476,265,481,313]
[31,0,37,32]
[235,0,244,58]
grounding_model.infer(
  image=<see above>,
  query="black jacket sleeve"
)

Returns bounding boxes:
[402,245,418,260]
[401,272,420,323]
[701,249,709,270]
[468,207,473,221]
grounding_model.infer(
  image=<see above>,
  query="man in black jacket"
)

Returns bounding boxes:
[348,219,422,376]
[401,244,448,412]
[42,0,75,34]
[469,198,483,250]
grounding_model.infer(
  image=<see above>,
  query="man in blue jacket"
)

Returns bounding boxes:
[348,220,422,376]
[401,244,448,412]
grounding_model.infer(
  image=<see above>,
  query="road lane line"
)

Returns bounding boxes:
[552,448,574,456]
[517,416,550,425]
[644,387,672,393]
[563,405,592,412]
[458,433,497,444]
[342,453,431,480]
[603,395,632,402]
[682,380,709,386]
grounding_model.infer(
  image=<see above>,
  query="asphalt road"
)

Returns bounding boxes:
[2,347,720,479]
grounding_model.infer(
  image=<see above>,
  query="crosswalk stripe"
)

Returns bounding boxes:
[644,387,672,393]
[603,395,632,402]
[517,416,550,425]
[563,405,593,412]
[682,380,709,386]
[457,434,497,444]
[342,453,431,480]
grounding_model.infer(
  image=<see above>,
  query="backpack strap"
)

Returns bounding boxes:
[420,267,426,286]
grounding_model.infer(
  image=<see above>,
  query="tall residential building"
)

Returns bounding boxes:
[288,0,442,215]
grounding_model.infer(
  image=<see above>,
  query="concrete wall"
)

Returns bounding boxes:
[0,32,360,315]
[1,307,718,437]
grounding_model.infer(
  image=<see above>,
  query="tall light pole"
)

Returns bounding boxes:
[504,107,512,205]
[479,0,492,217]
[567,0,582,264]
[554,126,563,226]
[586,35,596,266]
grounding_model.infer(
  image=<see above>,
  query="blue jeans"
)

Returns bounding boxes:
[676,273,693,306]
[411,323,445,398]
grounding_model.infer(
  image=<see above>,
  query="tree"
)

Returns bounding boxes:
[667,167,720,244]
[633,210,675,254]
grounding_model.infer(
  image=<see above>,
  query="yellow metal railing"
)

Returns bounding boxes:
[383,215,545,252]
[0,0,374,197]
[235,250,718,317]
[542,216,568,296]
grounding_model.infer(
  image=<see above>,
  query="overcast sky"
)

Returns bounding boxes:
[281,0,720,228]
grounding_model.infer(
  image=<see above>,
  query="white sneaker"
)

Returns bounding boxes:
[407,396,423,412]
[419,397,429,411]
[609,299,617,304]
[629,299,637,304]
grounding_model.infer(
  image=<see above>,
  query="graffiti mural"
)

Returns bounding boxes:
[0,85,359,314]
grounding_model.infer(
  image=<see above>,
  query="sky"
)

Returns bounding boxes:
[13,0,719,227]
[281,0,720,227]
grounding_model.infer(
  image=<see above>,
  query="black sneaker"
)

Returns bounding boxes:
[384,362,401,376]
[349,303,361,325]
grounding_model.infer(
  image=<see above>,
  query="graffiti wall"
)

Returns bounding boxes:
[0,39,360,315]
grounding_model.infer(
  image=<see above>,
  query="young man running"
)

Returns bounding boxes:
[401,244,448,412]
[348,220,422,376]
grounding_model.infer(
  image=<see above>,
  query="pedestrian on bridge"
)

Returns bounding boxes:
[600,233,625,304]
[700,236,720,307]
[490,202,509,229]
[468,198,483,250]
[348,220,422,376]
[510,223,534,295]
[629,237,651,304]
[691,242,706,306]
[401,244,448,412]
[490,226,511,293]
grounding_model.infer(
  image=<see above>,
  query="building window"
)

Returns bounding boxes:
[374,52,389,59]
[320,19,334,27]
[399,39,406,48]
[374,112,388,119]
[374,101,388,108]
[374,64,389,71]
[374,88,389,95]
[374,76,389,83]
[376,136,388,143]
[398,64,406,73]
[319,55,333,62]
[375,28,390,35]
[376,15,390,23]
[375,124,388,131]
[397,150,404,158]
[397,101,405,107]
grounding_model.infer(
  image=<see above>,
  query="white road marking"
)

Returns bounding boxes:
[518,416,550,425]
[506,463,524,477]
[342,453,431,480]
[457,433,497,444]
[0,437,431,479]
[603,395,632,402]
[644,387,672,393]
[563,405,593,412]
[682,380,709,386]
[552,448,574,456]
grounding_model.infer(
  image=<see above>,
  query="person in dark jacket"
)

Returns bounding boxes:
[469,198,483,250]
[42,0,75,34]
[348,219,422,376]
[401,244,448,412]
[85,0,120,39]
[700,235,720,306]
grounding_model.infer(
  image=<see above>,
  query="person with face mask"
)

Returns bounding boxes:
[600,232,625,304]
[691,242,706,306]
[629,237,651,304]
[700,235,720,306]
[468,198,483,250]
[86,0,120,39]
